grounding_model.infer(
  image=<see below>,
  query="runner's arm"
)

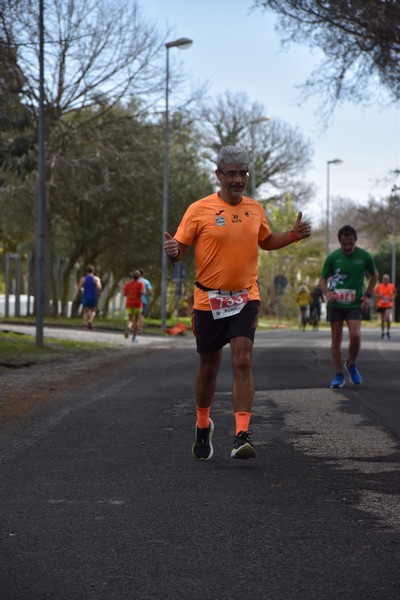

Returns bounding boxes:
[259,231,298,250]
[318,276,336,303]
[363,272,379,298]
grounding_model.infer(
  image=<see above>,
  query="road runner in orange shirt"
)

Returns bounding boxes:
[375,273,397,339]
[164,145,311,461]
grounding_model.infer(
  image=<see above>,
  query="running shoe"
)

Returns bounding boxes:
[231,430,256,459]
[345,360,362,385]
[124,329,129,339]
[387,332,391,339]
[330,373,345,388]
[192,418,214,460]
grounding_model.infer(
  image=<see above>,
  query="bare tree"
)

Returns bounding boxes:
[1,0,164,119]
[0,0,167,315]
[252,0,400,116]
[200,90,314,205]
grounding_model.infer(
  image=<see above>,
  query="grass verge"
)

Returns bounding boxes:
[0,330,114,369]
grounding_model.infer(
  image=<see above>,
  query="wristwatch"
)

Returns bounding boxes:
[364,293,372,298]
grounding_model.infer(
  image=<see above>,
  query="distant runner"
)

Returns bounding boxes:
[375,273,397,339]
[79,266,102,330]
[319,225,378,389]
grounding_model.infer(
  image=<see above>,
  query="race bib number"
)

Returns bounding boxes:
[208,289,249,319]
[335,289,356,304]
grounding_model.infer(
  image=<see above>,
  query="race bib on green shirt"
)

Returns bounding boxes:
[335,289,356,304]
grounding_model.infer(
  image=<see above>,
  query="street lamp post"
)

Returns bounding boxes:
[249,116,269,198]
[326,158,343,255]
[36,0,45,346]
[160,37,193,332]
[391,185,399,321]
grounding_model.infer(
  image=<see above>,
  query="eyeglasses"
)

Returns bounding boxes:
[219,169,249,179]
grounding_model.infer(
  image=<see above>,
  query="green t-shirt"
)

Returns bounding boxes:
[321,247,377,309]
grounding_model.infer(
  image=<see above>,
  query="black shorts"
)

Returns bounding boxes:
[327,305,362,323]
[192,300,260,354]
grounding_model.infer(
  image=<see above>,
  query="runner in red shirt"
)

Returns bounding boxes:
[123,271,145,341]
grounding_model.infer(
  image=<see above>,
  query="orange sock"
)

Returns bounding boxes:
[196,406,211,429]
[234,411,251,434]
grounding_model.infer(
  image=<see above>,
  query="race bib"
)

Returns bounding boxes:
[335,289,356,304]
[208,289,249,319]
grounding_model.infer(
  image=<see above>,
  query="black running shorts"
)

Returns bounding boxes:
[327,305,362,322]
[191,300,260,354]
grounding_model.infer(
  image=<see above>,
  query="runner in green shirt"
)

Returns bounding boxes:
[319,225,378,388]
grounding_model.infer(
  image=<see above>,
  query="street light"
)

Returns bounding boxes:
[249,116,270,198]
[391,185,399,320]
[36,0,45,346]
[326,158,343,254]
[160,37,193,332]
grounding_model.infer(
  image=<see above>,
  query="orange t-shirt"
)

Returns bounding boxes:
[375,282,397,308]
[174,193,271,310]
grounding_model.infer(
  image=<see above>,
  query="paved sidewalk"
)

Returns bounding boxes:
[0,323,195,349]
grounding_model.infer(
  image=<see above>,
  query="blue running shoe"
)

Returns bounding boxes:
[345,360,362,385]
[330,373,345,388]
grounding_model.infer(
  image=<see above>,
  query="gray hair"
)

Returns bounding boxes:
[217,146,249,169]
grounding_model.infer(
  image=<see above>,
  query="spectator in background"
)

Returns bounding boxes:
[78,266,102,330]
[375,273,397,339]
[296,284,312,331]
[138,268,152,334]
[309,284,325,330]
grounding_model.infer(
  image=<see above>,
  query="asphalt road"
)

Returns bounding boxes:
[0,325,399,599]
